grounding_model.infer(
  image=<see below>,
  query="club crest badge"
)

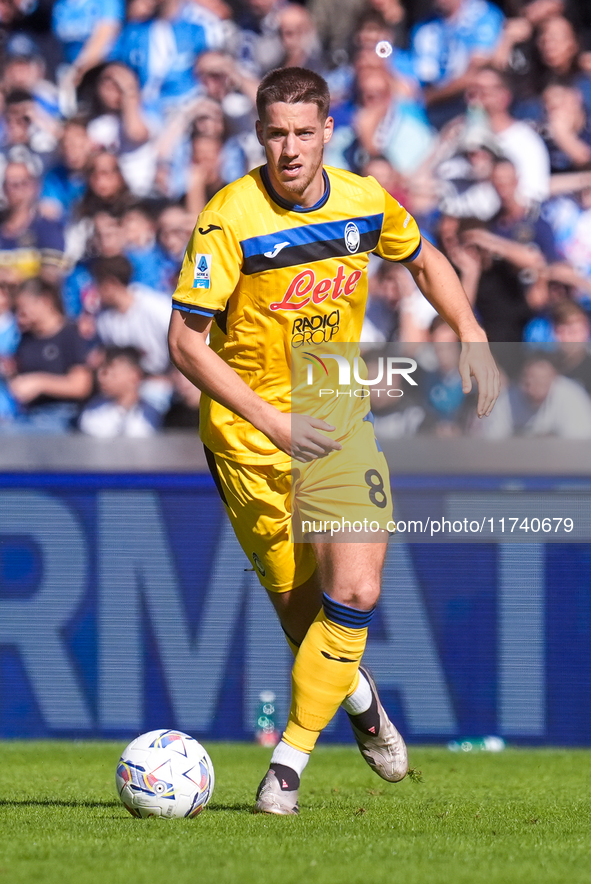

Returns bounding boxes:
[344,222,360,253]
[252,552,266,576]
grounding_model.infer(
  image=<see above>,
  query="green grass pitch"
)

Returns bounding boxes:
[0,741,590,884]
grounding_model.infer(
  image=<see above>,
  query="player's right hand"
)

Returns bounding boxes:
[267,411,342,463]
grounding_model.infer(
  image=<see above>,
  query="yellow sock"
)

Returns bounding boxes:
[282,596,374,754]
[283,629,359,699]
[282,624,360,701]
[283,629,359,700]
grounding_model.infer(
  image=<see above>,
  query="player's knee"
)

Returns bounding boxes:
[330,580,380,612]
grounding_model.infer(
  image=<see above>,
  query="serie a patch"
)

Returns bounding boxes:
[193,253,212,288]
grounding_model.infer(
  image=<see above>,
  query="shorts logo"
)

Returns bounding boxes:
[270,267,362,311]
[252,552,266,577]
[292,310,340,347]
[344,222,360,253]
[193,254,212,289]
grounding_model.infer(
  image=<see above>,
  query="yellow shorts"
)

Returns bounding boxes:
[204,417,393,593]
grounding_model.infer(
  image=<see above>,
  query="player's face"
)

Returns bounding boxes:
[256,101,333,208]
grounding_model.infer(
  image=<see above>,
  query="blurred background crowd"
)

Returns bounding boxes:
[0,0,591,438]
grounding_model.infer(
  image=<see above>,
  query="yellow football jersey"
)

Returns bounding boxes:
[172,164,421,464]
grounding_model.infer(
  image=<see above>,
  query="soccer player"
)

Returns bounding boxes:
[168,67,500,815]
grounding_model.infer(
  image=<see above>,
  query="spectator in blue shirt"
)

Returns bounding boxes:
[327,10,420,129]
[234,0,286,76]
[40,118,93,221]
[2,35,61,124]
[0,160,65,285]
[0,90,54,177]
[412,0,505,128]
[0,0,63,80]
[420,316,475,436]
[63,208,124,319]
[64,203,175,320]
[541,83,591,174]
[155,203,192,293]
[52,0,124,80]
[327,56,434,175]
[122,201,177,295]
[112,0,209,118]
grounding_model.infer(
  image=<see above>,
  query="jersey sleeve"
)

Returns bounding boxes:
[374,187,422,263]
[172,209,242,318]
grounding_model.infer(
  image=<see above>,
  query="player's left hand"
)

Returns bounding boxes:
[266,410,342,462]
[458,342,500,418]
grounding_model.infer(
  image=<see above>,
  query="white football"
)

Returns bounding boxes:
[116,729,215,818]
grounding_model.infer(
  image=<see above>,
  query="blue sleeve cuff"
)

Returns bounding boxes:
[400,239,422,264]
[172,299,218,317]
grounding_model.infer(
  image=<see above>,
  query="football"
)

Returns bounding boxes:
[115,729,215,818]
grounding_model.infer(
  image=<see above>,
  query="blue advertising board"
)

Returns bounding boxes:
[0,473,590,745]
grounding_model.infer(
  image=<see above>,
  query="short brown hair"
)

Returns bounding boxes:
[103,345,144,372]
[92,254,133,286]
[256,67,330,122]
[477,64,512,92]
[17,277,64,315]
[552,300,589,327]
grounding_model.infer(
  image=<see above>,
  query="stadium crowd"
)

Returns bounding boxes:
[0,0,591,437]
